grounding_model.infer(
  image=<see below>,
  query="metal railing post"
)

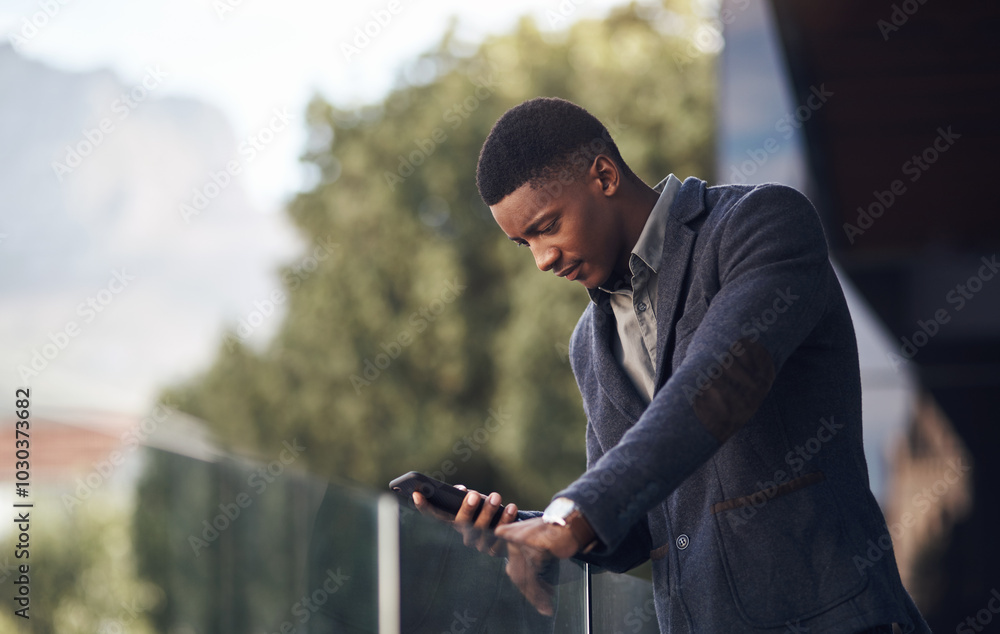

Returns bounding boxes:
[377,494,401,634]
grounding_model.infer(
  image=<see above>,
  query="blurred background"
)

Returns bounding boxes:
[0,0,997,631]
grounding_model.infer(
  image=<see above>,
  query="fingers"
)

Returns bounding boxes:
[412,488,519,560]
[453,489,484,525]
[498,502,518,526]
[504,542,555,616]
[412,491,455,523]
[473,492,508,555]
[453,490,513,556]
[473,492,502,531]
[453,489,485,550]
[485,502,518,556]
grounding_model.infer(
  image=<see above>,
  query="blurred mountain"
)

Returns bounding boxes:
[0,43,299,413]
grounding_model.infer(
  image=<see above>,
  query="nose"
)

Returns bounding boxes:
[532,243,560,272]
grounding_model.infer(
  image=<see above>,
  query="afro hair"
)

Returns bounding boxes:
[476,97,633,206]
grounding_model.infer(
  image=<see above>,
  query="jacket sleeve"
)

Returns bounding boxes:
[553,184,832,554]
[572,420,652,572]
[515,424,652,572]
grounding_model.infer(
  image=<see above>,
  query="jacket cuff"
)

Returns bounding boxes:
[516,509,542,522]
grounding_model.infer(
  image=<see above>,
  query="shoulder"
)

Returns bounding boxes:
[569,303,594,356]
[705,182,817,219]
[569,301,600,376]
[703,182,828,248]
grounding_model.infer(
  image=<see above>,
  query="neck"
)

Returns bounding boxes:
[612,177,662,281]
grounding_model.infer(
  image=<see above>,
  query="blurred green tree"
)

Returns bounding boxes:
[0,495,159,634]
[160,2,715,511]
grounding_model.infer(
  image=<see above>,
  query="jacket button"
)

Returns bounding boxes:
[676,534,689,550]
[637,302,648,312]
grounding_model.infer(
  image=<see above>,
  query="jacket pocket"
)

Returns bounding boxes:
[711,472,868,628]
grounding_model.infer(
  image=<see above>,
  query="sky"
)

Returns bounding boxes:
[1,0,641,215]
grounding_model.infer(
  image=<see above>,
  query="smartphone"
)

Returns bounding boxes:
[389,471,504,529]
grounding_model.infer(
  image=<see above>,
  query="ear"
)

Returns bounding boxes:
[590,155,621,197]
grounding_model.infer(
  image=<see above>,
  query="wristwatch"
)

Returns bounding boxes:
[542,497,599,554]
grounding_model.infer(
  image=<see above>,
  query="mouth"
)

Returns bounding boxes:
[556,262,581,281]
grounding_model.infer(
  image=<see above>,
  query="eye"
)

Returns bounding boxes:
[540,221,557,235]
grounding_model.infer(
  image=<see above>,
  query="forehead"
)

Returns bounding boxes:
[490,179,578,232]
[490,184,543,226]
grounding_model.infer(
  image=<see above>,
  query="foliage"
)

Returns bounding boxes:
[161,2,716,511]
[0,494,159,634]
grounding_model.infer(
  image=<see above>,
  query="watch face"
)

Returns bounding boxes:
[544,497,576,522]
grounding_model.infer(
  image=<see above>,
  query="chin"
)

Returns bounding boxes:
[586,269,611,290]
[580,274,605,290]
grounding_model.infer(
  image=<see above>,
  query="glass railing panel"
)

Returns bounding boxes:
[591,569,660,634]
[126,445,656,634]
[134,447,378,634]
[383,502,588,633]
[303,477,383,633]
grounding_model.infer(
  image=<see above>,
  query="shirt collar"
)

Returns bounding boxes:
[588,174,682,302]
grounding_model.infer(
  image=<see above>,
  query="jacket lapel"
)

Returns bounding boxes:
[587,177,707,451]
[590,294,647,432]
[653,177,706,391]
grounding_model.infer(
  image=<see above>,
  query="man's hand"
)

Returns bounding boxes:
[412,485,518,556]
[493,518,585,616]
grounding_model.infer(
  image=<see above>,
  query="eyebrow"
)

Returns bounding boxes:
[508,210,554,243]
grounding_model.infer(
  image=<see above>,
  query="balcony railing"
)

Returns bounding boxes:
[134,446,658,633]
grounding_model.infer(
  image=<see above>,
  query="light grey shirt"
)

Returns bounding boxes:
[588,174,682,404]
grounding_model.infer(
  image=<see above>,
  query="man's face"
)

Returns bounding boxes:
[490,164,623,290]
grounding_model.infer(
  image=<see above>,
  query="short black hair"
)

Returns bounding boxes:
[476,97,633,206]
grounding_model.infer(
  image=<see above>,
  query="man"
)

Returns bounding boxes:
[417,97,929,633]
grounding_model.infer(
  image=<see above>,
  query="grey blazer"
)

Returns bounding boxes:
[554,177,930,633]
